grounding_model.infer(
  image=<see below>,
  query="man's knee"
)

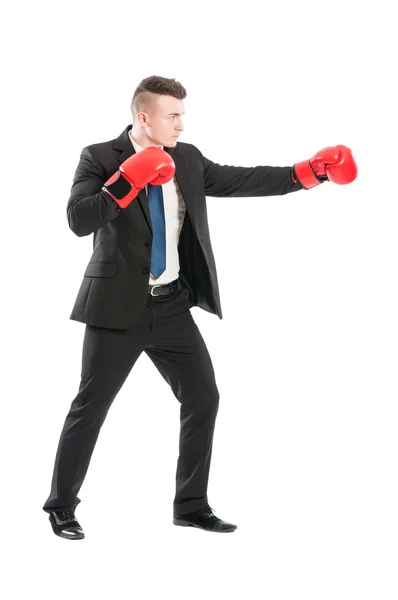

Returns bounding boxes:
[181,381,219,419]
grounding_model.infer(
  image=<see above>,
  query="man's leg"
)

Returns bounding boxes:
[43,323,147,513]
[145,289,220,516]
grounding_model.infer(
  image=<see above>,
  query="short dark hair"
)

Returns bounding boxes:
[131,75,187,122]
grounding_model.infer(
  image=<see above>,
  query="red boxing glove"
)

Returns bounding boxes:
[292,145,358,189]
[102,146,175,209]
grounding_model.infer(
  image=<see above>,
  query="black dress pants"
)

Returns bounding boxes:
[42,279,220,516]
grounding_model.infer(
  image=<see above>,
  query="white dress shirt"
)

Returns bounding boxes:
[129,130,187,286]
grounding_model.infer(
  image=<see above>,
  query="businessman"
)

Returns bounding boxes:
[43,75,358,539]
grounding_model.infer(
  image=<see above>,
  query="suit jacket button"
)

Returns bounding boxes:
[143,267,149,274]
[145,241,150,246]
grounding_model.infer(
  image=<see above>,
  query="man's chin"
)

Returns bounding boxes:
[164,139,178,148]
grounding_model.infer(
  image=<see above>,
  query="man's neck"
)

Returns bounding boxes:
[129,129,162,149]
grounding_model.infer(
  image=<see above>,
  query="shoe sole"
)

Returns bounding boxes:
[173,518,236,532]
[51,528,85,540]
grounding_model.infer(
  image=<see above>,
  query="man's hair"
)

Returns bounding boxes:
[131,75,187,122]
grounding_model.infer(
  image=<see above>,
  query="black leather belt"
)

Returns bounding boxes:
[148,278,180,297]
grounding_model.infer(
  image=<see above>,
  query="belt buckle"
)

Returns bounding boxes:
[150,284,162,297]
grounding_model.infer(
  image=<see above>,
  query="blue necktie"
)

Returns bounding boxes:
[147,183,166,278]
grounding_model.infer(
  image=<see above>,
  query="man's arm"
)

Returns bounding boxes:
[66,147,121,237]
[200,144,357,197]
[200,152,304,198]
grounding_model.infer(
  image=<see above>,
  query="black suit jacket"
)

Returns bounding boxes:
[68,124,304,329]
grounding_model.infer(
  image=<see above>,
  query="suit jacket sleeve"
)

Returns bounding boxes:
[66,147,121,237]
[200,152,305,197]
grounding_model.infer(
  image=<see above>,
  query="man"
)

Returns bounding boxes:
[43,75,358,539]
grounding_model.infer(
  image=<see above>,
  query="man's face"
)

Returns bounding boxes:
[143,95,185,147]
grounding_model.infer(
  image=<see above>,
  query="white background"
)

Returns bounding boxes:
[1,0,397,598]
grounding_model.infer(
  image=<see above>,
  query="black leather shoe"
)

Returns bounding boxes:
[173,505,237,533]
[48,510,85,540]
